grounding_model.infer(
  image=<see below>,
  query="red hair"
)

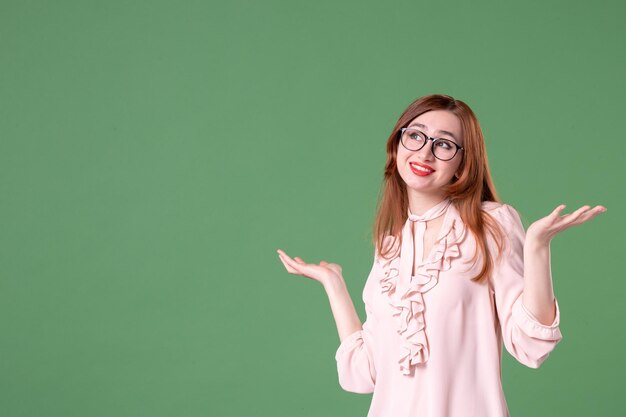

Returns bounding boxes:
[373,94,505,284]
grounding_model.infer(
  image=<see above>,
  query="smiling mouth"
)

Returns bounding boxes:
[410,162,435,175]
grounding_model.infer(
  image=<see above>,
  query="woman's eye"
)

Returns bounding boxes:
[436,140,453,149]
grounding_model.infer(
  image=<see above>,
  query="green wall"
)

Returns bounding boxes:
[1,0,624,416]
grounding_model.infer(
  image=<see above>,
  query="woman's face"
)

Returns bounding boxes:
[396,110,464,201]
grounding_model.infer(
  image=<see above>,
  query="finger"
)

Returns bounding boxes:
[278,250,306,265]
[277,249,297,263]
[557,205,604,231]
[587,205,608,220]
[278,251,304,274]
[277,250,295,267]
[569,205,606,226]
[282,252,319,278]
[277,255,299,274]
[562,205,592,223]
[551,204,567,218]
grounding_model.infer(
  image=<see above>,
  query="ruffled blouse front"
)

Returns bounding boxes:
[379,198,467,375]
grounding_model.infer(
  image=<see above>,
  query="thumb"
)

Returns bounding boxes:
[552,204,566,217]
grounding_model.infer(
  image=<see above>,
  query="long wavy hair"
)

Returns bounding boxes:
[373,94,505,284]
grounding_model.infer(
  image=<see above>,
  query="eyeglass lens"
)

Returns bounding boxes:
[401,128,458,161]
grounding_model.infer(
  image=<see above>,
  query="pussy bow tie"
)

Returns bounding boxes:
[397,198,451,288]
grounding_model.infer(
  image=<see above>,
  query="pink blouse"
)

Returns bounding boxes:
[335,201,562,417]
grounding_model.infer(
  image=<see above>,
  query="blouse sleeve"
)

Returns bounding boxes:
[489,203,563,369]
[334,255,379,393]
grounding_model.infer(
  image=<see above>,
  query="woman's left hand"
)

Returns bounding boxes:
[526,204,607,246]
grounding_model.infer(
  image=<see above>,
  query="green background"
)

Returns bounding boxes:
[1,0,624,416]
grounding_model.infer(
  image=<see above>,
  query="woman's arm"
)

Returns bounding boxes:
[522,242,556,325]
[276,249,363,341]
[277,249,376,392]
[490,204,561,368]
[322,276,363,342]
[522,204,606,325]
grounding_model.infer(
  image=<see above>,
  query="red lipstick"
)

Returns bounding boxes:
[409,162,435,176]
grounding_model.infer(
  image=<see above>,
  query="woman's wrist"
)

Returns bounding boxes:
[524,233,551,252]
[322,273,347,293]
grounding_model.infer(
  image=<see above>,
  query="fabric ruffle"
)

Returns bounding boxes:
[378,209,466,375]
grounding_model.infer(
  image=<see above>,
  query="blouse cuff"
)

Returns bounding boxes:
[335,330,364,362]
[512,295,562,341]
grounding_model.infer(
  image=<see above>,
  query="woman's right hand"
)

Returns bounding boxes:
[276,248,343,287]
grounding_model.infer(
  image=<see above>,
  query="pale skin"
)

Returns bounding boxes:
[277,110,607,341]
[523,204,606,324]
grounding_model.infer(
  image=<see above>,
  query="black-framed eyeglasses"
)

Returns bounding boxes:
[399,127,464,161]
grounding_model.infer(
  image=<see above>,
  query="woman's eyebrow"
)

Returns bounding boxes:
[408,123,458,140]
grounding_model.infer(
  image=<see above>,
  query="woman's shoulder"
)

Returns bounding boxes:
[481,200,506,212]
[374,235,401,262]
[480,201,523,228]
[481,200,516,213]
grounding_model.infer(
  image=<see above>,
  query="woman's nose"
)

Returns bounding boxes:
[417,141,435,160]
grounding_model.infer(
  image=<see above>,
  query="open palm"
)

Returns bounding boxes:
[276,249,343,286]
[526,204,606,245]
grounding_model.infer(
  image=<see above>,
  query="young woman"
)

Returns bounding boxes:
[276,94,605,417]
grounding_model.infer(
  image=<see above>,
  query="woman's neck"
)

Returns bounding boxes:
[407,190,448,216]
